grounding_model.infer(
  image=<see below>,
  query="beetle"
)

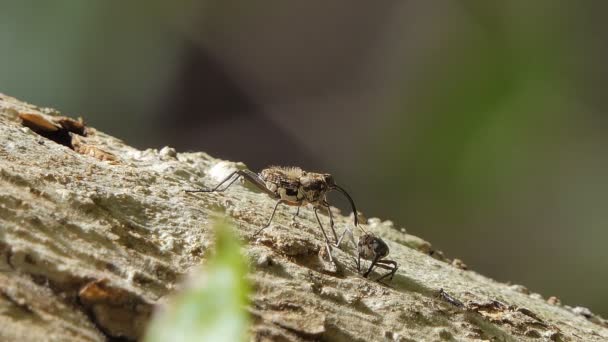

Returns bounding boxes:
[355,233,398,282]
[334,227,399,282]
[185,166,359,263]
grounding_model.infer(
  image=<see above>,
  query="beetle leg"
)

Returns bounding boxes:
[252,199,287,237]
[239,169,278,197]
[374,259,398,282]
[335,226,356,249]
[363,255,381,278]
[185,170,240,193]
[323,202,339,245]
[291,206,301,222]
[314,207,335,263]
[185,169,277,198]
[324,241,334,264]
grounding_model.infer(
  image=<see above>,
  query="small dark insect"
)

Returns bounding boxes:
[437,288,464,308]
[186,166,359,262]
[355,233,398,282]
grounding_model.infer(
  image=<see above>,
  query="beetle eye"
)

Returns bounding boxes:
[324,174,334,186]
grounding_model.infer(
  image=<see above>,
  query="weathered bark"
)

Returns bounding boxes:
[0,93,606,341]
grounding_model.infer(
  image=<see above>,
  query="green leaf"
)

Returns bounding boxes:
[144,216,250,342]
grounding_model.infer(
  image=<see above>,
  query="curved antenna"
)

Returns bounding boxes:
[332,184,362,229]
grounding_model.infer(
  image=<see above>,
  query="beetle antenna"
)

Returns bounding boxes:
[332,185,361,229]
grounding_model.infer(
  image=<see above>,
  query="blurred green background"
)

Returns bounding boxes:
[2,1,607,315]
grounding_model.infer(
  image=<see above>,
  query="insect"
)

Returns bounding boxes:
[355,233,398,282]
[338,228,398,282]
[185,166,359,263]
[437,288,464,308]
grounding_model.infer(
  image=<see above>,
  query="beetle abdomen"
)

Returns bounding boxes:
[260,167,305,203]
[358,234,390,260]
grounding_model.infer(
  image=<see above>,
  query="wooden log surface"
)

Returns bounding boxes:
[0,93,607,341]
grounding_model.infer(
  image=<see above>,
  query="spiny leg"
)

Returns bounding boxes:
[374,260,398,282]
[186,169,277,197]
[335,226,362,271]
[336,227,356,249]
[363,255,381,278]
[253,199,287,237]
[323,202,339,246]
[314,207,335,263]
[291,206,301,223]
[322,241,334,264]
[185,170,241,193]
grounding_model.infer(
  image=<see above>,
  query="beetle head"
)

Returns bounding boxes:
[323,174,335,187]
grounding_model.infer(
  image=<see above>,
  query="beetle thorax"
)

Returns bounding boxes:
[299,172,331,204]
[260,167,331,205]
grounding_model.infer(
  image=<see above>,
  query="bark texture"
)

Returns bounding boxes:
[0,93,607,341]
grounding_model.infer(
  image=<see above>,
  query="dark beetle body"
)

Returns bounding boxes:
[358,233,390,261]
[357,233,398,281]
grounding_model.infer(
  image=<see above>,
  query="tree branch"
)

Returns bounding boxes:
[0,93,606,341]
